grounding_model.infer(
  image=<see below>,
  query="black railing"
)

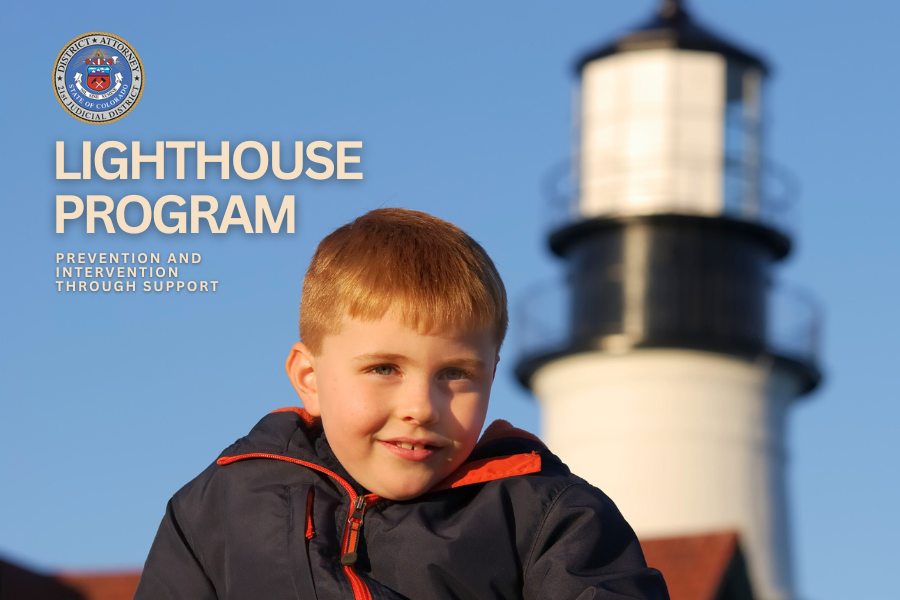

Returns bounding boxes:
[542,156,799,237]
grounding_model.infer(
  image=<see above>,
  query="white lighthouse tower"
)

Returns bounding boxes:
[515,2,821,600]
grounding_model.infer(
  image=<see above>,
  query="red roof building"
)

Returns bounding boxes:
[0,560,140,600]
[642,531,754,600]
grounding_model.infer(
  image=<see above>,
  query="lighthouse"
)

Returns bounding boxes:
[515,2,822,600]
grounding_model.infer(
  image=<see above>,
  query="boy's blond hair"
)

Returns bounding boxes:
[299,208,507,355]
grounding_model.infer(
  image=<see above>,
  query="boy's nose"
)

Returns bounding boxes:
[397,380,440,425]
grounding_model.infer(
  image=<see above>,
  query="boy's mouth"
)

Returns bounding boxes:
[390,441,437,451]
[379,438,442,460]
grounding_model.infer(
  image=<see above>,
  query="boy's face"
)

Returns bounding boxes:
[286,310,498,501]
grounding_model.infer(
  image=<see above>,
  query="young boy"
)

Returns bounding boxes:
[134,208,669,600]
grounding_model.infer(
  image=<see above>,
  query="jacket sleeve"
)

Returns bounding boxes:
[523,483,670,600]
[133,498,219,600]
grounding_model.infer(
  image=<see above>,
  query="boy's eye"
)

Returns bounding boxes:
[371,365,394,376]
[442,368,470,381]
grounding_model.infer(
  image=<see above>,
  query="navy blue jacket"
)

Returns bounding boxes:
[134,408,669,600]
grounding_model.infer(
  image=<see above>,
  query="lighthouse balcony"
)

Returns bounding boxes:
[545,155,798,243]
[513,274,822,395]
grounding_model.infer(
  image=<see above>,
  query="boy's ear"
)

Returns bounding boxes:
[285,342,321,417]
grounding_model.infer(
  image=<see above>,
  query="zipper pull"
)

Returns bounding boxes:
[340,496,367,566]
[349,496,366,524]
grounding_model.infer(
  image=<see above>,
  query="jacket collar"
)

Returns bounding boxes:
[218,407,544,492]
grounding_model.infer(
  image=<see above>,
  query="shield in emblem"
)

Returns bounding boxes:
[86,66,111,92]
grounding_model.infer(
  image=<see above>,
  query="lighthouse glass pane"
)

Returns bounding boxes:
[578,50,726,220]
[724,64,762,220]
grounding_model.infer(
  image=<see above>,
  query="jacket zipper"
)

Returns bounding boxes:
[339,494,380,600]
[216,452,380,600]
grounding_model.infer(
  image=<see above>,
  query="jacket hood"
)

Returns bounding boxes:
[219,407,324,464]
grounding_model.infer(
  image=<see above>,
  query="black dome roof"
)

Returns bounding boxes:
[575,0,769,75]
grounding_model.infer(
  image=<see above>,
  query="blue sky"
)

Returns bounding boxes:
[1,2,897,599]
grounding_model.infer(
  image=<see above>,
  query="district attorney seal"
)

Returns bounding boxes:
[53,32,144,124]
